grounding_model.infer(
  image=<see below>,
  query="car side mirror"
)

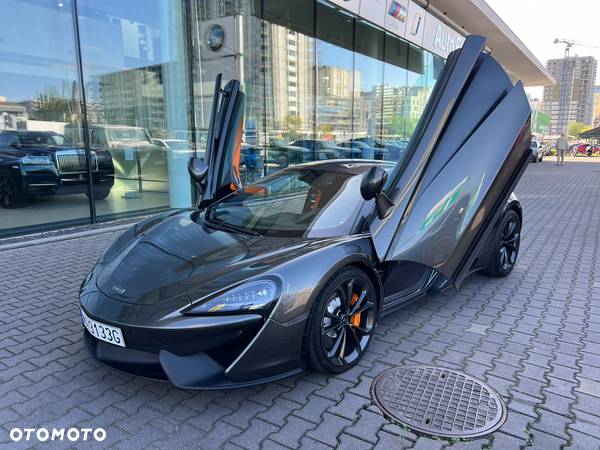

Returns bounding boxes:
[188,157,208,187]
[361,166,394,219]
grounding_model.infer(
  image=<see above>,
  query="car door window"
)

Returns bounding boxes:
[90,129,101,146]
[369,36,532,287]
[0,132,19,151]
[206,168,359,237]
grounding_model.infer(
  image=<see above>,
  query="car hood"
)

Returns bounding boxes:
[110,141,163,151]
[16,145,83,157]
[95,211,313,305]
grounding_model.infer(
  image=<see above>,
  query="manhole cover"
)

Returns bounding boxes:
[371,365,506,439]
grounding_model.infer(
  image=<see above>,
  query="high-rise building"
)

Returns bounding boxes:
[593,85,600,127]
[0,0,554,238]
[543,56,597,134]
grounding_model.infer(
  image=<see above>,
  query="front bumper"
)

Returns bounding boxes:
[20,167,114,196]
[80,292,304,389]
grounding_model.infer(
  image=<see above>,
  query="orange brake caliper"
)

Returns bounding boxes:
[350,293,361,327]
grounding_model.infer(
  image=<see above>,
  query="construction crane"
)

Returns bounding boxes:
[553,38,599,134]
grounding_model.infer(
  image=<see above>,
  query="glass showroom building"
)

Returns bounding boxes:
[0,0,552,237]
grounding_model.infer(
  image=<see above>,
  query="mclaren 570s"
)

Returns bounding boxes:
[80,36,531,388]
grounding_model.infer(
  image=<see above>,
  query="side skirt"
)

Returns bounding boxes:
[379,270,441,318]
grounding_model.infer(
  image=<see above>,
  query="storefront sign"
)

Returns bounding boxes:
[329,0,464,58]
[422,13,464,58]
[359,0,387,28]
[384,0,409,37]
[403,1,426,47]
[328,0,361,15]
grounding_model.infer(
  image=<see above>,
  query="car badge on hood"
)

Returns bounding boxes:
[111,285,126,294]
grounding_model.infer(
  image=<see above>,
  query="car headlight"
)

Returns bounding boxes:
[22,155,52,165]
[187,279,279,314]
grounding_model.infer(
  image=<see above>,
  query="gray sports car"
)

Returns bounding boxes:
[79,36,531,389]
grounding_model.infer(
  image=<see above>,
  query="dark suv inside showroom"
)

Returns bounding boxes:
[0,130,114,208]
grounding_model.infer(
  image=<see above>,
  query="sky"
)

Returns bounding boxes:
[486,0,600,98]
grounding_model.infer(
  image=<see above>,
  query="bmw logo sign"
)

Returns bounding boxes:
[206,24,225,52]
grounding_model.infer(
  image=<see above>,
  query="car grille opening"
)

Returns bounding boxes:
[56,151,97,174]
[205,325,260,368]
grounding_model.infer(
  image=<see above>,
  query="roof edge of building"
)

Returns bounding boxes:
[423,0,555,87]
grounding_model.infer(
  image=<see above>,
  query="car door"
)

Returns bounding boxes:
[369,35,532,288]
[199,73,245,205]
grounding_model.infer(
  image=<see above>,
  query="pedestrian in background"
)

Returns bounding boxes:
[556,132,568,166]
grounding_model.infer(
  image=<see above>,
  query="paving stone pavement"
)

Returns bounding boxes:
[1,161,600,449]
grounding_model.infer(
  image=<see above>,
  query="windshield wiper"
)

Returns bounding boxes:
[204,212,260,236]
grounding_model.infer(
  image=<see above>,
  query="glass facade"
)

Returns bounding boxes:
[0,0,444,237]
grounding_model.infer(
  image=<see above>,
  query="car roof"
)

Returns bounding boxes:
[286,159,395,175]
[17,131,57,136]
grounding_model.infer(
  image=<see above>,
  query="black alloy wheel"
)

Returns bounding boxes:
[0,173,23,209]
[86,186,112,200]
[482,209,521,277]
[306,267,378,373]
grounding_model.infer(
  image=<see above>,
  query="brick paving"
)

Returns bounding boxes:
[1,160,600,449]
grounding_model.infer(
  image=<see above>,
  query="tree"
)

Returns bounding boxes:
[31,88,76,122]
[282,114,303,141]
[386,115,418,138]
[568,121,592,137]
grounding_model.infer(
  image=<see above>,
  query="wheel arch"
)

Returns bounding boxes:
[299,255,382,371]
[506,198,522,225]
[346,261,384,311]
[307,254,383,313]
[298,252,383,364]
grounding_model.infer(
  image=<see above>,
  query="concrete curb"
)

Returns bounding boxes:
[0,223,131,252]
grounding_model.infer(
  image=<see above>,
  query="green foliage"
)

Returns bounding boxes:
[386,115,418,138]
[568,121,592,137]
[282,114,303,141]
[31,88,76,122]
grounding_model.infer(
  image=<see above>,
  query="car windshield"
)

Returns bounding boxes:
[165,140,193,150]
[19,133,71,146]
[205,168,366,238]
[107,128,151,143]
[319,141,336,148]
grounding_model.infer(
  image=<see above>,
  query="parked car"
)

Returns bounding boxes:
[80,36,532,388]
[291,139,360,159]
[338,141,380,159]
[351,137,404,161]
[152,139,195,152]
[0,130,114,208]
[530,140,543,162]
[65,124,167,192]
[573,143,600,157]
[265,141,314,169]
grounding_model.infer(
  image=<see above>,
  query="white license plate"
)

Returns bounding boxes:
[81,309,125,347]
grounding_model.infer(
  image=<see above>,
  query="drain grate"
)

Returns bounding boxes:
[371,365,506,439]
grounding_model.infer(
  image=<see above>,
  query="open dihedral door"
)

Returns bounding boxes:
[196,74,245,207]
[369,35,532,288]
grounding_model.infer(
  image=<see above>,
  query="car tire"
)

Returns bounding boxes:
[481,209,521,278]
[305,267,378,374]
[0,173,26,208]
[86,186,112,200]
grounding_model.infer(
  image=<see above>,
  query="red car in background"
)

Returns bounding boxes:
[573,143,600,156]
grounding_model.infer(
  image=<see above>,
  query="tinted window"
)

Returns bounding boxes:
[206,168,361,237]
[18,133,71,146]
[0,133,16,145]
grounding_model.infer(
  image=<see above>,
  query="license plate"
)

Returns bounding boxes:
[81,308,125,347]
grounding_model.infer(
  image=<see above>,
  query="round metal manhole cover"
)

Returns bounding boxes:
[371,365,507,439]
